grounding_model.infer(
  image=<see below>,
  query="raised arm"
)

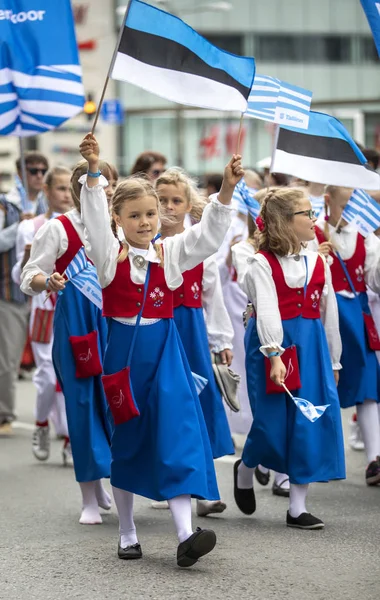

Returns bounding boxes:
[79,133,119,288]
[163,155,244,290]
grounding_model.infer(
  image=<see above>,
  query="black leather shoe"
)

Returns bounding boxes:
[255,466,270,486]
[286,511,324,530]
[272,479,290,498]
[118,542,142,560]
[233,459,256,515]
[177,528,216,568]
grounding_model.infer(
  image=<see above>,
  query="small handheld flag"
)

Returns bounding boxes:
[0,0,85,136]
[245,74,312,130]
[271,111,380,190]
[64,247,103,310]
[232,180,261,219]
[342,189,380,237]
[282,384,330,423]
[360,0,380,58]
[110,0,255,112]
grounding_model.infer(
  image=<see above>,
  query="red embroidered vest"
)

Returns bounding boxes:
[55,215,83,274]
[102,253,173,319]
[173,263,204,308]
[259,251,325,320]
[315,227,366,293]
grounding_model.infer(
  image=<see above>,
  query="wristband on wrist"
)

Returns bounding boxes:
[45,277,50,290]
[267,351,280,358]
[87,169,101,178]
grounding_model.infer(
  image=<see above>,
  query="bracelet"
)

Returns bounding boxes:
[87,170,101,178]
[45,277,50,290]
[267,351,280,358]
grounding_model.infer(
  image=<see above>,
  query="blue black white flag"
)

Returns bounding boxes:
[245,74,312,130]
[111,0,255,111]
[271,111,380,190]
[232,180,260,219]
[342,189,380,237]
[360,0,380,58]
[0,0,84,136]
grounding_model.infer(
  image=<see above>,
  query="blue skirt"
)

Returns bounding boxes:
[242,317,346,484]
[336,292,380,408]
[52,282,112,482]
[174,306,234,458]
[103,318,220,502]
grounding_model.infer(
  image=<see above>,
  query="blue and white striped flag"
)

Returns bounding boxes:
[0,1,85,136]
[310,195,325,217]
[342,189,380,236]
[232,180,260,219]
[245,74,312,130]
[360,0,380,58]
[191,372,208,395]
[65,247,103,310]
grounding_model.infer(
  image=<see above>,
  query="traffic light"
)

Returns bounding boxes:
[84,93,97,121]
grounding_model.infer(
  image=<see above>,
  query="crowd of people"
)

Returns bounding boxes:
[1,135,380,567]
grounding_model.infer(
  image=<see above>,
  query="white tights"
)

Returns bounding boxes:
[357,400,380,464]
[79,480,111,525]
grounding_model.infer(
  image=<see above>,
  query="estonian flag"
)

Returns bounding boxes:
[271,111,380,190]
[111,0,255,112]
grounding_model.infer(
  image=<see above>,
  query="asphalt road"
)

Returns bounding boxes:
[0,378,379,600]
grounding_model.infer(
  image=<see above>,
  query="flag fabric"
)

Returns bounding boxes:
[232,180,260,219]
[292,397,330,423]
[360,0,380,58]
[309,194,325,217]
[191,372,208,396]
[271,111,380,190]
[65,248,103,310]
[245,74,312,130]
[342,189,380,236]
[111,0,255,112]
[0,0,85,137]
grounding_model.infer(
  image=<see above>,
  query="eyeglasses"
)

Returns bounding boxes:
[27,167,48,176]
[293,209,316,219]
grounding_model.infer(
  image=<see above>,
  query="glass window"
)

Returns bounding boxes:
[203,35,243,56]
[359,37,379,63]
[255,35,351,63]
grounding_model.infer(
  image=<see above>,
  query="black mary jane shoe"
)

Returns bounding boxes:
[233,459,256,515]
[118,542,143,560]
[254,466,270,486]
[177,528,216,568]
[286,511,324,530]
[272,479,290,498]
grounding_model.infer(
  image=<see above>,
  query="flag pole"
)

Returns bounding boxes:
[18,137,29,208]
[236,113,244,155]
[90,0,132,134]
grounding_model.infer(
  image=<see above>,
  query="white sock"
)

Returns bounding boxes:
[274,472,289,488]
[112,486,138,547]
[356,400,380,464]
[95,480,112,510]
[79,481,102,524]
[168,495,193,543]
[289,484,309,518]
[257,465,269,475]
[237,461,255,489]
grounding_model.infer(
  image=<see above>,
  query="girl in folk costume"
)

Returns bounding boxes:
[156,167,234,517]
[12,167,73,464]
[215,170,262,437]
[234,188,345,530]
[232,207,290,498]
[21,160,119,525]
[311,186,380,486]
[78,133,243,567]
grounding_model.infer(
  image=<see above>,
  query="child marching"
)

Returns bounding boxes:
[78,133,243,567]
[234,187,345,529]
[157,167,235,517]
[312,186,380,485]
[20,160,118,525]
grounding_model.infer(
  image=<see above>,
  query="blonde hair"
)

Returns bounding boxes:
[156,167,207,223]
[258,187,307,256]
[111,177,163,266]
[44,166,71,188]
[324,185,353,238]
[70,159,118,211]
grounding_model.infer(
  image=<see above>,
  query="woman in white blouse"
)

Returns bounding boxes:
[233,187,345,531]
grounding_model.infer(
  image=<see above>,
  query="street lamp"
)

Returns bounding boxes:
[116,1,232,16]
